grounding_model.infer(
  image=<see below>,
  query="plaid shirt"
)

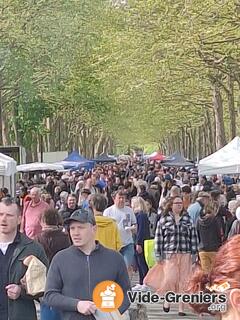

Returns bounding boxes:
[154,211,198,260]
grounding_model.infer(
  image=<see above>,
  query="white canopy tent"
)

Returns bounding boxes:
[17,162,64,172]
[199,136,240,175]
[118,154,131,161]
[0,153,17,196]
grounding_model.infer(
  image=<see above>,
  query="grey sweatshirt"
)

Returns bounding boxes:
[44,242,131,320]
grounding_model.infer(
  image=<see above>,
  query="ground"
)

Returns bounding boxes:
[36,273,216,319]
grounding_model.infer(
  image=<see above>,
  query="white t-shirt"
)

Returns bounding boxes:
[103,205,136,246]
[0,241,12,255]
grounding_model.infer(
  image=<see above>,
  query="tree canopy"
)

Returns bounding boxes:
[0,0,239,158]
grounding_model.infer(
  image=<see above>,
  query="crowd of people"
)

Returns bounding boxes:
[2,160,240,319]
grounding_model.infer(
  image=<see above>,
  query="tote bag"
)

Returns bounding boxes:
[144,239,156,268]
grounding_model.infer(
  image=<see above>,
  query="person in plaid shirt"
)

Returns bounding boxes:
[154,196,198,317]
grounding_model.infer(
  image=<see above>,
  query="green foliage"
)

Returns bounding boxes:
[0,0,239,150]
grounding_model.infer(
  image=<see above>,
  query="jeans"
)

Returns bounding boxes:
[120,243,135,268]
[40,303,62,320]
[135,251,149,284]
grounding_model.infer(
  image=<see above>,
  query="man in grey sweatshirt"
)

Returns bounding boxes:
[44,208,131,320]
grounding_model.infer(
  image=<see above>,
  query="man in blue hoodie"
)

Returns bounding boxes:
[44,208,131,320]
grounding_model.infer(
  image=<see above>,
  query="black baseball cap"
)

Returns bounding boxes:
[65,208,96,226]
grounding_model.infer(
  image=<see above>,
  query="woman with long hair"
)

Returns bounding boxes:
[158,180,173,208]
[131,196,150,291]
[188,235,240,319]
[153,196,198,316]
[35,209,70,320]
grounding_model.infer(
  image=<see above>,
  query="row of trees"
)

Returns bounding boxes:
[0,0,239,160]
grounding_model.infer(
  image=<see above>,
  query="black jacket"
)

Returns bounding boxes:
[59,206,79,223]
[6,233,48,320]
[135,212,151,246]
[196,215,222,252]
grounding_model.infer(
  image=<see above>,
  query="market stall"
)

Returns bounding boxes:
[199,136,240,175]
[161,152,195,167]
[0,153,17,196]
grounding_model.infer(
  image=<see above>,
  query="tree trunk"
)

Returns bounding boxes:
[212,81,226,149]
[190,128,194,160]
[108,137,114,154]
[103,136,110,154]
[45,118,50,152]
[191,127,196,160]
[50,117,59,151]
[57,118,62,151]
[197,126,202,160]
[227,75,236,139]
[26,149,33,163]
[0,73,3,145]
[1,107,8,146]
[205,108,215,153]
[95,130,104,156]
[185,128,191,159]
[180,127,185,155]
[12,105,20,145]
[32,137,38,161]
[85,127,95,158]
[184,127,188,157]
[82,125,87,156]
[202,123,207,156]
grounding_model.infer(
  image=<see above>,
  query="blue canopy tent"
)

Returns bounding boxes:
[93,153,117,163]
[56,151,95,170]
[161,152,195,168]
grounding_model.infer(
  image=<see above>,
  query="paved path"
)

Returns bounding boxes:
[137,302,215,319]
[36,273,217,319]
[131,274,216,320]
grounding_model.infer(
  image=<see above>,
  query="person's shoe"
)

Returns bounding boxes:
[140,284,150,292]
[132,284,143,291]
[163,305,170,313]
[178,312,186,316]
[132,284,150,291]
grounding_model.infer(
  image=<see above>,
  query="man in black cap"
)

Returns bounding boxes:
[44,208,131,320]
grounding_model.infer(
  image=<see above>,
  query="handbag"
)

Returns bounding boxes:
[143,239,156,268]
[21,255,47,296]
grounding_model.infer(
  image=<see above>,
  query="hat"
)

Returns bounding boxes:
[198,191,210,198]
[81,188,91,195]
[65,208,96,225]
